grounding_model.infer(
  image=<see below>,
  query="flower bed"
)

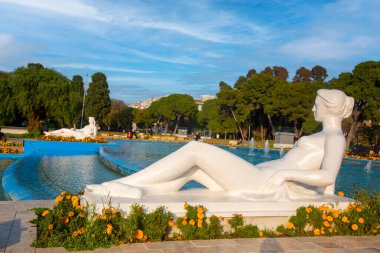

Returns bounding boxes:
[37,135,107,143]
[344,154,380,161]
[0,141,23,154]
[31,190,380,251]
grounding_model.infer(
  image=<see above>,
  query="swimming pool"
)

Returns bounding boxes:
[1,140,379,200]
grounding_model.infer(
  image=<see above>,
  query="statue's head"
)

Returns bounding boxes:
[313,89,354,122]
[88,117,96,124]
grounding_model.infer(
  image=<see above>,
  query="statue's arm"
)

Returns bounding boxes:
[263,135,345,190]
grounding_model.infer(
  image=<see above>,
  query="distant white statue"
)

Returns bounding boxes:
[86,89,354,200]
[44,117,97,140]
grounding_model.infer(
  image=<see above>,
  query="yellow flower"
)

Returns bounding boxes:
[189,219,195,226]
[168,220,175,227]
[322,213,327,220]
[337,191,344,197]
[183,215,187,220]
[78,228,86,234]
[71,195,79,202]
[356,207,362,213]
[79,213,85,218]
[313,228,320,236]
[135,229,144,240]
[197,212,205,219]
[184,202,189,208]
[351,224,358,231]
[197,222,203,228]
[113,208,119,213]
[286,222,294,229]
[61,191,66,195]
[66,195,71,200]
[358,218,364,224]
[342,216,349,223]
[182,220,187,225]
[101,214,107,220]
[327,216,333,222]
[305,207,312,213]
[259,231,264,237]
[323,221,330,227]
[68,211,74,217]
[72,231,78,238]
[54,196,63,204]
[76,205,84,211]
[42,210,49,217]
[106,224,113,235]
[333,212,339,219]
[197,207,203,213]
[48,224,53,230]
[328,228,333,233]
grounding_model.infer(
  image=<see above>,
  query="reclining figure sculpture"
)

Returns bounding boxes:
[44,117,97,140]
[86,89,354,200]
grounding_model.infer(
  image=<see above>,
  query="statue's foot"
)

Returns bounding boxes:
[85,182,143,199]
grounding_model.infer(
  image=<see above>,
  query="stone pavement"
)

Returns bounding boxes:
[1,200,379,253]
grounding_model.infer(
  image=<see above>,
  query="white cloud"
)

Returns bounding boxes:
[280,36,375,60]
[124,48,198,65]
[0,0,110,21]
[108,76,176,86]
[53,63,155,74]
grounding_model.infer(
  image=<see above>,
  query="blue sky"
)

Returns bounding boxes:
[0,0,379,103]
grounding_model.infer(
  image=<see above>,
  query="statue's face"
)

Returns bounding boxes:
[312,96,327,122]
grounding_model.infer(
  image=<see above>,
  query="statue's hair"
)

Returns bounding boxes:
[317,89,354,119]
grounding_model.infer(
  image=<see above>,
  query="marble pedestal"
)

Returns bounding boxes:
[83,189,351,228]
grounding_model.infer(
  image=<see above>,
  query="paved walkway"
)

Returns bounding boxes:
[0,200,379,253]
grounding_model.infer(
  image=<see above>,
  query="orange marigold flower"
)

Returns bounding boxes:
[337,191,344,197]
[113,208,119,213]
[63,217,69,223]
[322,213,327,220]
[135,229,144,240]
[42,210,49,217]
[61,191,66,195]
[168,220,175,227]
[351,224,358,231]
[79,213,85,218]
[197,212,205,219]
[197,207,203,213]
[78,228,86,234]
[177,235,182,240]
[333,212,339,218]
[327,216,333,222]
[48,224,53,230]
[68,211,74,217]
[313,228,320,236]
[286,222,294,229]
[358,218,364,224]
[101,214,107,220]
[183,215,187,220]
[356,207,362,213]
[342,216,349,223]
[189,219,195,226]
[54,196,63,204]
[218,216,223,220]
[106,224,113,235]
[184,202,189,208]
[323,221,330,227]
[72,231,78,238]
[71,195,79,202]
[259,231,264,237]
[66,195,71,200]
[197,222,202,228]
[76,205,84,210]
[182,220,187,225]
[306,207,312,213]
[328,228,333,233]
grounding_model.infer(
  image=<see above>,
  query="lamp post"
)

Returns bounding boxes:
[80,74,88,128]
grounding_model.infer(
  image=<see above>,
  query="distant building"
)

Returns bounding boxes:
[129,95,168,110]
[129,94,216,111]
[195,95,216,111]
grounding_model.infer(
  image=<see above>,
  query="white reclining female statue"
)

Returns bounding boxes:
[86,89,354,200]
[44,117,97,140]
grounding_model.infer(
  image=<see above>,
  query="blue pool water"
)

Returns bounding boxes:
[1,140,379,200]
